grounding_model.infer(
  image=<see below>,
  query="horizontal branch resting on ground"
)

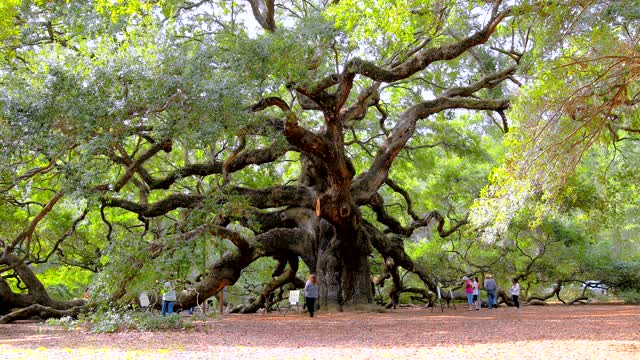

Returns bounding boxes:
[0,304,83,324]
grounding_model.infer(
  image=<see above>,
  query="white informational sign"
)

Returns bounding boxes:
[289,290,300,305]
[437,287,441,299]
[139,292,150,307]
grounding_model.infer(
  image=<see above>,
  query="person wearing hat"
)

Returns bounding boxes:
[484,275,498,309]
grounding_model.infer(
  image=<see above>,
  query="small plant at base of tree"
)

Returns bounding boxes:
[45,316,78,330]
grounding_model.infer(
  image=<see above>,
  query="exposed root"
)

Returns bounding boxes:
[0,304,84,324]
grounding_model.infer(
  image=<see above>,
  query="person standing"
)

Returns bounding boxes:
[463,276,474,311]
[511,279,521,309]
[304,274,319,317]
[472,277,481,310]
[161,281,177,316]
[484,275,498,309]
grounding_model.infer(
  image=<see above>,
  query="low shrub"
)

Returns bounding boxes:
[132,312,192,332]
[619,289,640,304]
[45,316,78,330]
[84,309,193,333]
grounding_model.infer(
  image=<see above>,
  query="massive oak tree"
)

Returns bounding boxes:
[3,0,631,321]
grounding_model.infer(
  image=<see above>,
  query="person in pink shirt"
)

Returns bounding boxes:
[463,276,474,311]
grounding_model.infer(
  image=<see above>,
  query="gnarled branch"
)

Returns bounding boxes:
[345,3,512,83]
[352,97,509,203]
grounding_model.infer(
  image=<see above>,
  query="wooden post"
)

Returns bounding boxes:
[219,287,224,317]
[450,289,456,310]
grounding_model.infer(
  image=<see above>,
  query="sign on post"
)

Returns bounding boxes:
[139,292,150,308]
[289,290,300,305]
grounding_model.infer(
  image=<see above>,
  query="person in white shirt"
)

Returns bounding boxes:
[472,277,480,310]
[161,281,177,316]
[510,279,521,309]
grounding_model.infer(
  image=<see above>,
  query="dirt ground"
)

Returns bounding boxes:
[1,304,640,359]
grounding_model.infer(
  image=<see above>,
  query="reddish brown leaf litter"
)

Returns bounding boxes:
[1,305,640,359]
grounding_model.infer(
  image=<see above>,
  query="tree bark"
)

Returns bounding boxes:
[315,215,373,310]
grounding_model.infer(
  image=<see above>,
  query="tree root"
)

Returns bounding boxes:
[525,282,589,306]
[0,304,84,324]
[237,257,299,314]
[569,296,588,305]
[527,299,547,306]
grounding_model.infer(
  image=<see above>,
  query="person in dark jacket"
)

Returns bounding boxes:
[304,274,319,317]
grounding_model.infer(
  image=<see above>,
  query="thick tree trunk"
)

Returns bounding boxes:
[298,137,374,311]
[316,218,373,311]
